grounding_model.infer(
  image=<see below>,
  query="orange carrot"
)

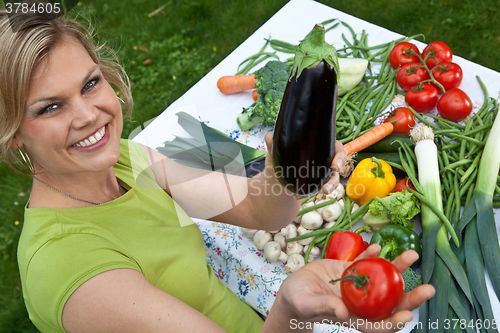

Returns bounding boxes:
[343,122,394,156]
[217,74,257,95]
[252,90,258,101]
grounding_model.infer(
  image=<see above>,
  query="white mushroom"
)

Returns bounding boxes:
[253,230,272,250]
[326,183,345,200]
[306,246,321,262]
[241,227,258,239]
[314,199,328,215]
[301,201,315,209]
[285,253,305,272]
[315,191,325,201]
[281,223,298,239]
[293,215,302,224]
[286,241,303,256]
[273,232,287,250]
[323,220,336,229]
[296,225,314,246]
[300,210,323,230]
[351,203,360,213]
[322,200,345,222]
[264,241,289,262]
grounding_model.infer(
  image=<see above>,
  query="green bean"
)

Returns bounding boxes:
[398,145,415,176]
[408,187,459,247]
[321,231,334,259]
[377,40,395,81]
[408,107,441,130]
[453,172,461,225]
[464,185,474,209]
[398,147,425,194]
[425,114,466,130]
[461,122,492,137]
[459,154,481,184]
[301,193,316,205]
[444,185,455,223]
[325,22,340,33]
[434,129,460,136]
[439,159,472,174]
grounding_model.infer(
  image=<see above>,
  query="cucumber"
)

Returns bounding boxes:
[361,133,414,153]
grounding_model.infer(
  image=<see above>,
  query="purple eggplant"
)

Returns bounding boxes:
[272,24,339,196]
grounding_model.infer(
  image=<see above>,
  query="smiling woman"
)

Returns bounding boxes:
[0,2,434,333]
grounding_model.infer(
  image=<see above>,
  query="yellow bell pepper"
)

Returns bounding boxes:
[346,157,396,206]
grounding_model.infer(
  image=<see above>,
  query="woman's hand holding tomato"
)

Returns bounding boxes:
[334,257,404,321]
[272,245,435,333]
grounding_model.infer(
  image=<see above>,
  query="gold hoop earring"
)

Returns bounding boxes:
[117,97,125,104]
[18,147,35,174]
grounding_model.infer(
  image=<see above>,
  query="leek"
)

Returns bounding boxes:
[157,112,267,175]
[456,102,500,324]
[408,124,474,333]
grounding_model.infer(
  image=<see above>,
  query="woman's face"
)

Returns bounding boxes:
[13,35,123,177]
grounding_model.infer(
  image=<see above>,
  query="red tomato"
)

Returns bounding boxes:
[394,178,416,192]
[388,42,421,69]
[383,107,415,134]
[325,231,367,261]
[396,62,430,91]
[336,257,404,321]
[437,88,473,122]
[405,83,439,113]
[421,41,453,69]
[432,62,463,91]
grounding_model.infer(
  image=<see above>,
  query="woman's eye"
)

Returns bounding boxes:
[83,76,100,92]
[38,103,58,115]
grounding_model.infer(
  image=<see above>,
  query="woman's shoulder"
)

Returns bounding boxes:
[115,139,159,189]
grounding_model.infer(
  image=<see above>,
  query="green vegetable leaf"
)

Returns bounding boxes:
[291,23,339,81]
[366,190,420,228]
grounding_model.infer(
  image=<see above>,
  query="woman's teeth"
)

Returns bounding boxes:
[73,126,105,147]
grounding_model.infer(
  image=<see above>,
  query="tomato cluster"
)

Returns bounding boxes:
[389,41,473,122]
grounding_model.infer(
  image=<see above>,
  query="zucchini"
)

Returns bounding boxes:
[361,133,414,153]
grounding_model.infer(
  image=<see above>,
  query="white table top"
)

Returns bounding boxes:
[132,0,500,331]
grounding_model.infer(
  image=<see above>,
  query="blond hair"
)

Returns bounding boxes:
[0,4,133,174]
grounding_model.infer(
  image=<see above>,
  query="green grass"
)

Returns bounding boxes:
[1,0,499,331]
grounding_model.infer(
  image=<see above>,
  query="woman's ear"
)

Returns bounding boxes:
[9,135,22,149]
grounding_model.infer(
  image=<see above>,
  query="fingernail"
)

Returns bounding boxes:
[337,159,344,170]
[324,183,334,194]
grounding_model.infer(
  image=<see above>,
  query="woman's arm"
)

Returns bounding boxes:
[138,132,347,231]
[61,269,228,333]
[61,247,434,333]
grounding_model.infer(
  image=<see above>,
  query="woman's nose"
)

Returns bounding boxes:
[71,98,99,128]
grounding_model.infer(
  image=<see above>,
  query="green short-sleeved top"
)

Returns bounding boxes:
[17,139,264,333]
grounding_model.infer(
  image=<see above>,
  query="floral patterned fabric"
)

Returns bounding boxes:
[195,220,286,317]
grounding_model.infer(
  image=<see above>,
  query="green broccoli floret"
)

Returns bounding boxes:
[236,60,291,131]
[402,267,422,293]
